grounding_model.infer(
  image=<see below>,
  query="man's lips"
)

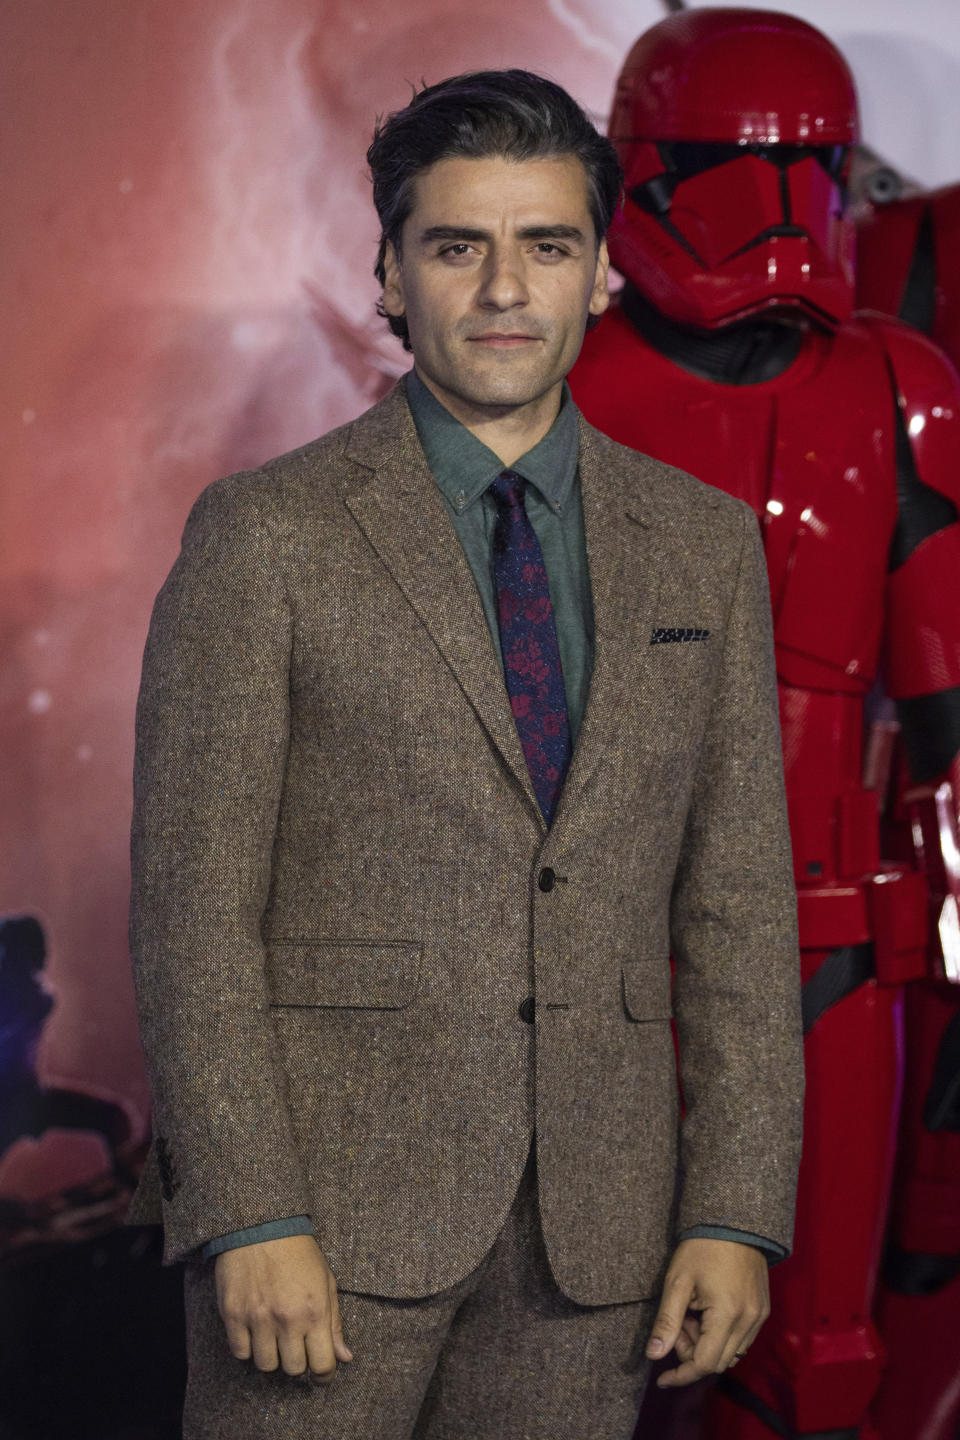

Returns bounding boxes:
[467,332,542,347]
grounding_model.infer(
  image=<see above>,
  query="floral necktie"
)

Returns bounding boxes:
[489,470,572,826]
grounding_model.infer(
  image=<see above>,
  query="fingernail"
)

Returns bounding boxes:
[647,1338,664,1357]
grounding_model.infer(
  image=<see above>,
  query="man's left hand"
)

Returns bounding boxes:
[646,1237,770,1387]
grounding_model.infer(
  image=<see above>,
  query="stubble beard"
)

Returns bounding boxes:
[438,325,579,415]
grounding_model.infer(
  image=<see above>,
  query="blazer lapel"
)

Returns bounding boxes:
[342,382,542,820]
[551,417,665,828]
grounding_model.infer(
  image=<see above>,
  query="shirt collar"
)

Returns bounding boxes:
[405,367,580,518]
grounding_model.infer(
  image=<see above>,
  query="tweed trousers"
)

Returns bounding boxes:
[181,1138,655,1440]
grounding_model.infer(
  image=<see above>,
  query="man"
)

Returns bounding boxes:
[127,71,803,1439]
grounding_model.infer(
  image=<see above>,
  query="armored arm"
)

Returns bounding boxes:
[868,314,960,981]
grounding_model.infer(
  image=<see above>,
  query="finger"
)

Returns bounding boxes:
[277,1328,309,1377]
[658,1307,733,1387]
[695,1306,739,1376]
[674,1329,696,1363]
[219,1308,253,1361]
[699,1304,756,1382]
[250,1325,281,1373]
[329,1272,353,1362]
[743,1297,770,1350]
[305,1329,337,1383]
[657,1337,734,1389]
[646,1272,695,1360]
[720,1307,767,1372]
[718,1332,749,1371]
[657,1356,715,1388]
[307,1326,342,1384]
[216,1284,254,1361]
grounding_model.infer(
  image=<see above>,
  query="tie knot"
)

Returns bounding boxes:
[489,470,526,510]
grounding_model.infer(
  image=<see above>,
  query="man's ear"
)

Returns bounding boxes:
[589,238,611,318]
[382,241,405,318]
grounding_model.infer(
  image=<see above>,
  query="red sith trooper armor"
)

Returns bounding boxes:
[568,10,960,1440]
[858,182,960,371]
[853,188,960,1440]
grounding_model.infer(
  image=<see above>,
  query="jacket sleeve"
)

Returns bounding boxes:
[677,1225,786,1265]
[129,477,313,1264]
[202,1214,314,1260]
[669,504,804,1255]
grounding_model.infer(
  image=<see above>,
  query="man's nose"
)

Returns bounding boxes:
[477,250,528,309]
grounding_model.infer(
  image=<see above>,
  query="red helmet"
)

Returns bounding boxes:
[608,7,859,329]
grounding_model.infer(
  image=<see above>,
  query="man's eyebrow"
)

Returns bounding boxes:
[517,225,587,243]
[417,224,587,245]
[419,226,491,244]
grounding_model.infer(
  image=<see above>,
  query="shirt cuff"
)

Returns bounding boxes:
[677,1225,788,1266]
[201,1214,314,1260]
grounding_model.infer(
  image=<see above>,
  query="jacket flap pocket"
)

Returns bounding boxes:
[265,939,421,1009]
[621,959,673,1022]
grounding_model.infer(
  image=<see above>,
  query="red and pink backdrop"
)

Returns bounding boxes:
[3,0,959,1210]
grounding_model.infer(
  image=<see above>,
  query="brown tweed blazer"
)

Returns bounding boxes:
[127,377,802,1304]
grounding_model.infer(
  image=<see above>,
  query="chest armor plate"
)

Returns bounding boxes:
[573,314,899,694]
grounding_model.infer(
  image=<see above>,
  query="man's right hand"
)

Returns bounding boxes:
[214,1234,353,1380]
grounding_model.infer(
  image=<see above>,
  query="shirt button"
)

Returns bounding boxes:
[538,867,556,892]
[518,996,536,1024]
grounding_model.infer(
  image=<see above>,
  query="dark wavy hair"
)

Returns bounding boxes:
[367,70,623,350]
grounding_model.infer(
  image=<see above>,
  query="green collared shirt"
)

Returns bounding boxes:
[405,368,594,748]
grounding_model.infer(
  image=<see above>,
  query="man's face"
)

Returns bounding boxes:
[382,153,609,419]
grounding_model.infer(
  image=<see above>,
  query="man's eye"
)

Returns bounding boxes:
[440,243,473,257]
[535,243,565,256]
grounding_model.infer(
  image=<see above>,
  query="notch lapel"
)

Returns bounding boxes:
[550,418,665,830]
[342,383,542,821]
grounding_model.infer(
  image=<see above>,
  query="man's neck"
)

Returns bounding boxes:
[413,367,563,468]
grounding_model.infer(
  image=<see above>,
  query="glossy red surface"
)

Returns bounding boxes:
[853,202,960,1440]
[872,1276,960,1440]
[607,10,857,328]
[572,294,949,1436]
[702,973,902,1436]
[610,8,859,147]
[858,183,960,377]
[886,530,960,697]
[871,979,960,1440]
[856,194,930,320]
[573,307,900,717]
[575,106,960,1428]
[871,316,960,501]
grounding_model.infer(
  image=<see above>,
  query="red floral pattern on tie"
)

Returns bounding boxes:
[489,471,572,825]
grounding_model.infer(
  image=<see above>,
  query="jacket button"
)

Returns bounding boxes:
[538,867,555,892]
[518,996,536,1024]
